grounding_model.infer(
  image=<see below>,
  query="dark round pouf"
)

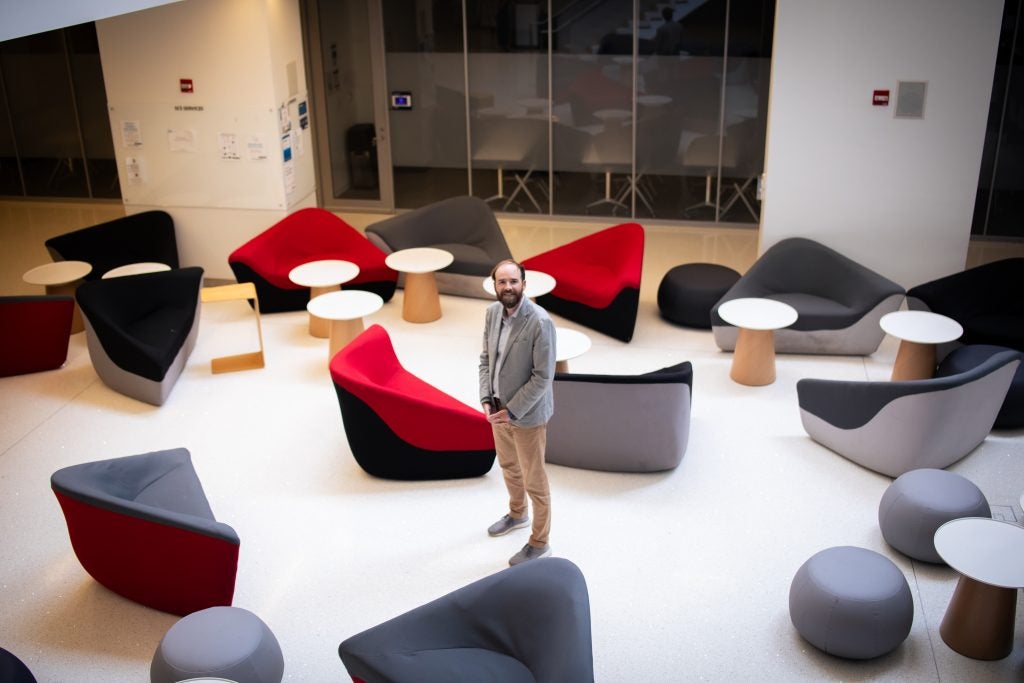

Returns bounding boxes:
[879,468,990,563]
[935,344,1024,428]
[657,263,741,328]
[789,546,913,659]
[151,606,284,683]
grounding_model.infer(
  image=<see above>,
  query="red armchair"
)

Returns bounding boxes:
[0,295,74,377]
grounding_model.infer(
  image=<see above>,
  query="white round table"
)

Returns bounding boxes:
[481,269,556,299]
[555,328,592,373]
[384,247,454,323]
[933,517,1024,660]
[23,260,93,333]
[880,310,963,381]
[307,290,384,361]
[102,262,171,279]
[717,297,798,386]
[289,259,360,337]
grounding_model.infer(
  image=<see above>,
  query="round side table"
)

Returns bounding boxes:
[933,517,1024,660]
[717,297,798,386]
[289,259,360,337]
[307,290,384,361]
[555,327,592,373]
[385,248,453,323]
[880,310,963,381]
[23,260,93,333]
[102,262,171,279]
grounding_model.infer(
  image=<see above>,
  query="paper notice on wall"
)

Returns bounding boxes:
[167,128,197,153]
[125,156,144,185]
[218,132,240,161]
[283,161,296,195]
[121,120,143,148]
[247,135,268,161]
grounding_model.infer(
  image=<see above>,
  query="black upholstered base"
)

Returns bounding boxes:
[229,263,396,313]
[535,288,639,342]
[333,385,495,480]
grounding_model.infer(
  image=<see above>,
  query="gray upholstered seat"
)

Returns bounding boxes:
[711,238,905,355]
[797,350,1021,477]
[546,362,692,472]
[338,558,594,682]
[789,546,913,659]
[364,196,513,299]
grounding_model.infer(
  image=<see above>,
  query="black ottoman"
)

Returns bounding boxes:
[936,344,1024,428]
[658,263,741,328]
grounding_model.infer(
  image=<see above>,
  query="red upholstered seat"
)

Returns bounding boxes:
[228,208,397,312]
[330,325,495,479]
[522,223,644,342]
[0,296,74,377]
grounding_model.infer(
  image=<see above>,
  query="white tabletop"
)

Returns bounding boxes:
[717,298,798,331]
[556,327,592,363]
[306,290,383,321]
[638,94,672,107]
[102,262,171,279]
[384,247,454,274]
[593,109,632,122]
[23,260,92,286]
[933,517,1024,588]
[482,270,556,298]
[880,310,963,345]
[289,259,360,288]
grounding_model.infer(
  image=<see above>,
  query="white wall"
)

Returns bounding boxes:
[0,0,183,42]
[96,0,315,279]
[762,0,1003,288]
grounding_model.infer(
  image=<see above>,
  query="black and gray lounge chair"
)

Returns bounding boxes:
[712,237,905,355]
[797,349,1021,477]
[76,267,203,406]
[546,362,693,472]
[339,558,593,683]
[45,210,179,281]
[365,196,513,299]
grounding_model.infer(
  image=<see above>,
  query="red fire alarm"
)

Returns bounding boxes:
[180,78,194,94]
[873,89,890,106]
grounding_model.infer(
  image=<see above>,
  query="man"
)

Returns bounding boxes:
[479,259,557,566]
[654,7,682,56]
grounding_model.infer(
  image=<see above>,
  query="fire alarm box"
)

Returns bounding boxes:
[180,79,194,94]
[873,89,889,106]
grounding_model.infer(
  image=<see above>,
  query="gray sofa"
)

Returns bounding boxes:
[546,361,692,472]
[797,350,1021,477]
[364,196,513,299]
[712,238,905,355]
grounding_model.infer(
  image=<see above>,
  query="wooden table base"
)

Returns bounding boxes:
[328,318,365,360]
[308,285,337,338]
[940,575,1017,660]
[47,283,85,334]
[402,272,442,323]
[730,327,777,386]
[891,340,937,381]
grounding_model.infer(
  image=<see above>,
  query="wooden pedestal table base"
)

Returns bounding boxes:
[23,261,92,334]
[288,259,360,338]
[200,282,265,373]
[880,310,963,381]
[717,298,799,387]
[385,248,454,323]
[307,290,384,361]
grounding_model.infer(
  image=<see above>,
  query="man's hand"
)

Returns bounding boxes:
[487,408,511,424]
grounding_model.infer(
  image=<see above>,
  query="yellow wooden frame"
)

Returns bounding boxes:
[200,282,265,373]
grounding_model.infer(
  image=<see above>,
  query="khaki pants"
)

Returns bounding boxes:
[492,422,550,547]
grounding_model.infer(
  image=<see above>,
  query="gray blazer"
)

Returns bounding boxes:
[479,297,556,428]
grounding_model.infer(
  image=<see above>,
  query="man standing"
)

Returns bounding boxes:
[479,259,557,565]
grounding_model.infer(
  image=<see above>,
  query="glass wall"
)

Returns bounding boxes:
[0,23,119,199]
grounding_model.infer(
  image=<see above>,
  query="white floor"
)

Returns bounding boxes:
[1,202,1023,682]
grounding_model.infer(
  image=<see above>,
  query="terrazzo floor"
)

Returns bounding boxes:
[1,201,1023,681]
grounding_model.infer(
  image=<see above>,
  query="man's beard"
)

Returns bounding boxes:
[500,289,522,309]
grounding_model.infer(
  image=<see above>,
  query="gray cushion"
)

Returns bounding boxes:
[151,606,284,683]
[878,469,990,563]
[712,238,905,354]
[339,558,593,683]
[797,351,1020,477]
[546,362,693,472]
[789,546,913,659]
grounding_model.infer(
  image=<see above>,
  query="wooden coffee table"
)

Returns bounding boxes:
[717,297,798,386]
[289,259,360,337]
[385,248,453,323]
[102,262,171,279]
[307,290,384,360]
[23,260,93,333]
[555,327,592,373]
[880,310,963,381]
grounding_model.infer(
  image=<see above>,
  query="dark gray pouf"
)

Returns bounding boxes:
[151,606,284,683]
[878,468,990,563]
[657,263,741,328]
[789,546,913,659]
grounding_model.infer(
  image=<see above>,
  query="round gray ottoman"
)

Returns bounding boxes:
[151,606,284,683]
[789,546,913,659]
[657,263,741,328]
[878,468,990,564]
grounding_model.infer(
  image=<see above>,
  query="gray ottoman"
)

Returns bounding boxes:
[151,606,284,683]
[657,263,741,328]
[878,468,990,564]
[789,546,913,659]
